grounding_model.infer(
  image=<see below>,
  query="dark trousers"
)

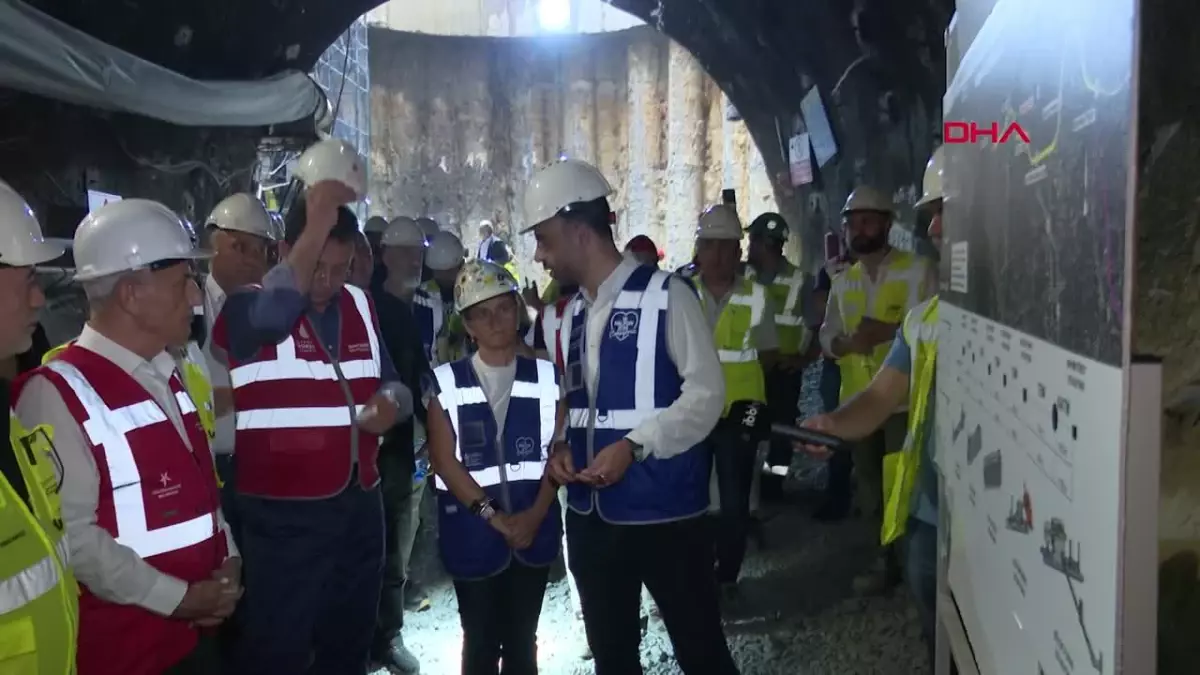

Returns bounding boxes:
[566,511,738,675]
[711,421,757,584]
[760,367,802,501]
[231,485,385,675]
[904,517,938,668]
[214,454,241,545]
[820,359,854,503]
[453,560,551,675]
[376,454,422,642]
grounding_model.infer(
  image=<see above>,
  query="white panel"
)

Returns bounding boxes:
[939,303,1121,675]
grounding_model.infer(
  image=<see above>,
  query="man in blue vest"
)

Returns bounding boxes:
[526,158,737,675]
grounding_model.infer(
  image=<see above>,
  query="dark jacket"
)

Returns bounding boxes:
[371,288,432,479]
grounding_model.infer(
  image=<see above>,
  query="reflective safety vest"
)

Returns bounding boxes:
[561,265,709,524]
[833,251,930,402]
[18,345,226,675]
[538,294,575,369]
[881,296,938,545]
[213,284,383,499]
[431,356,561,579]
[413,281,446,366]
[698,276,768,415]
[746,260,807,355]
[1,413,78,675]
[45,340,222,485]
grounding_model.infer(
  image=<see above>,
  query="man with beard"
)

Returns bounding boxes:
[527,159,736,675]
[799,147,946,667]
[817,185,935,595]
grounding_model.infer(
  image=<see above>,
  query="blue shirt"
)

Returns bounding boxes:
[219,262,399,383]
[883,327,938,525]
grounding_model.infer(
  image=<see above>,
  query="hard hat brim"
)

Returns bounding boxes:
[2,239,66,267]
[71,248,213,282]
[915,193,943,208]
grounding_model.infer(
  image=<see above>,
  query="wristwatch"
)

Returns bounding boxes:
[471,497,497,521]
[625,438,646,462]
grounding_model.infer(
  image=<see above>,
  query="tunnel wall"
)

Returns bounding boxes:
[366,25,778,281]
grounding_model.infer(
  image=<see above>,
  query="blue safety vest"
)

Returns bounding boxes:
[561,265,710,524]
[432,356,562,579]
[412,284,443,365]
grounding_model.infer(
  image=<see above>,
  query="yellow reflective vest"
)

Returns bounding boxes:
[833,251,931,402]
[746,260,807,355]
[880,296,938,545]
[1,412,79,674]
[699,276,769,415]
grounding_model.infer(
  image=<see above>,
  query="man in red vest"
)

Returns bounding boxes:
[210,139,413,675]
[14,198,239,675]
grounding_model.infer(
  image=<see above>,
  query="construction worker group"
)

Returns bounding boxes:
[0,132,947,674]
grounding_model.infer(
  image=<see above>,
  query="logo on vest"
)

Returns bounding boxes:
[609,311,639,341]
[153,472,181,499]
[296,324,316,353]
[348,341,371,355]
[515,436,536,458]
[463,453,484,468]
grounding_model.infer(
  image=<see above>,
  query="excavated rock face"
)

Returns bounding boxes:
[612,0,955,267]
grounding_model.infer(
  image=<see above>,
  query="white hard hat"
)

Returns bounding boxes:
[842,186,894,214]
[915,146,946,208]
[206,193,276,240]
[364,215,389,234]
[73,199,212,282]
[696,204,744,240]
[520,159,613,233]
[382,216,424,247]
[416,217,439,239]
[426,231,465,271]
[479,219,494,230]
[0,180,64,266]
[294,138,367,201]
[454,259,519,313]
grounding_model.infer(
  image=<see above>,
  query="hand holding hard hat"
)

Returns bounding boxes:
[294,138,365,236]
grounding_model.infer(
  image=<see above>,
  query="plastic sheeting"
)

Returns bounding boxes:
[0,1,324,127]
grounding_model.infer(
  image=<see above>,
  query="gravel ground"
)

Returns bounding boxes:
[377,363,932,675]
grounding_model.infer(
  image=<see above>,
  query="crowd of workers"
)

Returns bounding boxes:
[0,133,949,675]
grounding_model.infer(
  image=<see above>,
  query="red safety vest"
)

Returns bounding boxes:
[540,295,574,370]
[213,284,383,498]
[14,344,226,675]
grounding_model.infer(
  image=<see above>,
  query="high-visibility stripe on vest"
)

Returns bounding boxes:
[413,281,446,366]
[44,339,223,486]
[834,251,930,402]
[881,296,938,545]
[1,413,78,675]
[746,260,807,355]
[215,284,383,499]
[432,356,561,579]
[19,345,226,675]
[561,265,709,524]
[698,276,769,415]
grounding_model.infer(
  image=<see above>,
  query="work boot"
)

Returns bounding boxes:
[377,632,421,674]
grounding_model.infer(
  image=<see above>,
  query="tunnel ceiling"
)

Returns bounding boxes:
[28,0,956,260]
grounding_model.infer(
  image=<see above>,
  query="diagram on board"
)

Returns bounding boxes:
[967,424,983,464]
[1006,485,1033,534]
[983,449,1002,489]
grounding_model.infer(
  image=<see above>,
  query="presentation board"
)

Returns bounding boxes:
[935,0,1141,673]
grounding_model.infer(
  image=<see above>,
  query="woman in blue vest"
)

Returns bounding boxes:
[425,259,564,675]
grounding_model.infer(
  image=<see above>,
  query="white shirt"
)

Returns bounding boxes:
[563,257,725,460]
[202,274,235,454]
[15,325,239,617]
